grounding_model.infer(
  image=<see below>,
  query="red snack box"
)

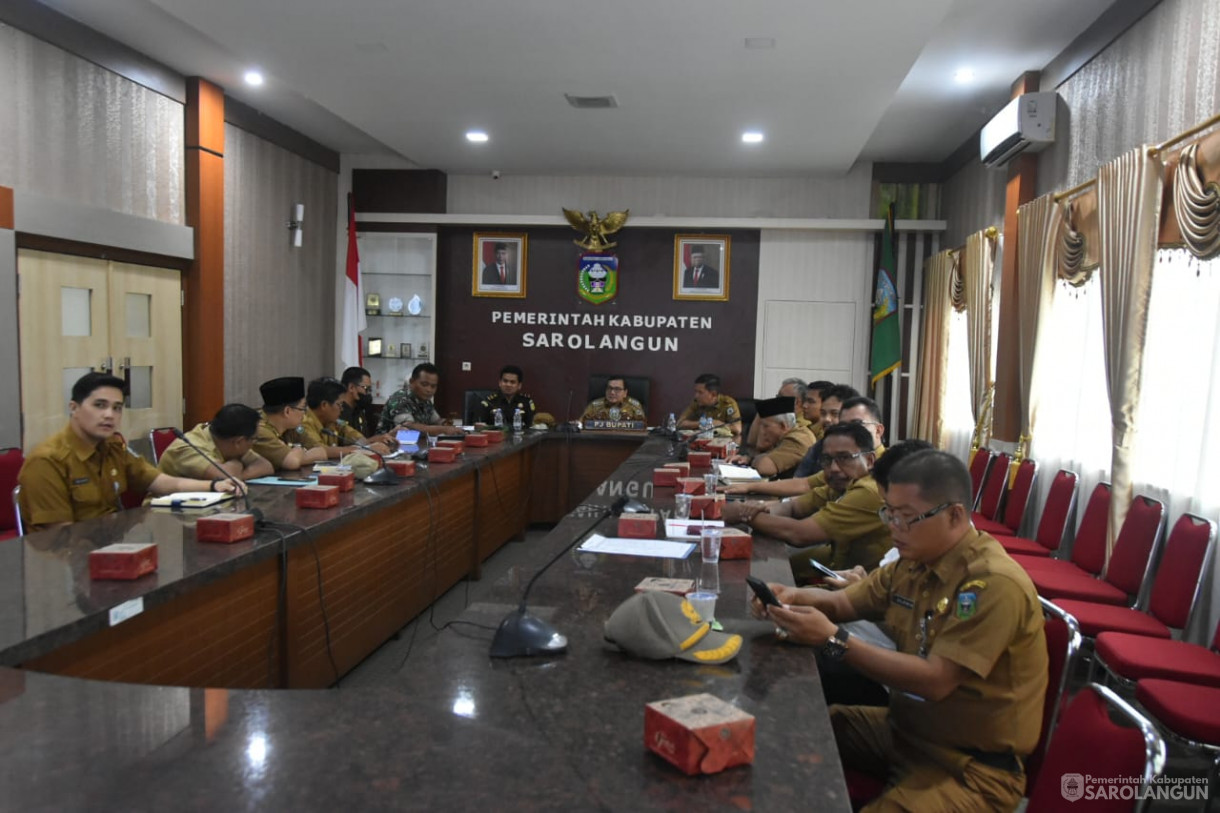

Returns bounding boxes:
[196,513,256,543]
[645,693,755,775]
[653,468,679,487]
[465,433,489,447]
[689,494,725,520]
[676,477,706,496]
[662,462,691,476]
[387,459,416,477]
[438,439,465,454]
[719,528,753,560]
[688,436,711,451]
[317,470,355,492]
[483,430,505,443]
[687,451,713,468]
[428,446,457,464]
[89,542,158,581]
[707,439,733,459]
[296,484,340,509]
[617,513,659,539]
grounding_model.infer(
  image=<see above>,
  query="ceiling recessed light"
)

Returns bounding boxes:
[466,131,489,143]
[954,68,975,84]
[742,131,765,144]
[243,70,264,87]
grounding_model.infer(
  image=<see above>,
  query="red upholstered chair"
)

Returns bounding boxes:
[0,447,25,540]
[975,459,1038,537]
[1031,495,1165,606]
[972,451,1011,524]
[1134,679,1220,771]
[1054,513,1215,642]
[1025,684,1166,812]
[998,469,1078,558]
[1012,482,1110,577]
[969,448,993,507]
[149,427,179,464]
[1096,616,1220,689]
[1026,598,1084,791]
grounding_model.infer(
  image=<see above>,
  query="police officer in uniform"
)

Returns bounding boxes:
[158,403,273,482]
[476,365,538,426]
[676,373,742,443]
[17,372,242,531]
[580,376,646,423]
[253,376,329,471]
[754,450,1046,811]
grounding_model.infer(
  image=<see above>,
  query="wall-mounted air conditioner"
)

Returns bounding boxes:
[980,91,1058,168]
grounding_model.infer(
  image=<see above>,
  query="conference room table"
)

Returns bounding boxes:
[0,431,849,811]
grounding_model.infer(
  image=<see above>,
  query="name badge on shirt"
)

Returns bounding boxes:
[72,477,91,486]
[891,594,915,610]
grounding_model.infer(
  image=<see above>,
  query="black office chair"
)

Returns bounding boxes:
[736,397,757,441]
[463,389,496,425]
[587,375,650,417]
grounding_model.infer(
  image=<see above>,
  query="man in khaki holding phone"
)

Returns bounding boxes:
[751,451,1046,811]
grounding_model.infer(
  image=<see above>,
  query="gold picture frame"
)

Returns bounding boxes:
[673,234,730,302]
[472,233,528,298]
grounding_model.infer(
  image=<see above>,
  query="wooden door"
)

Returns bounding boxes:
[108,261,183,443]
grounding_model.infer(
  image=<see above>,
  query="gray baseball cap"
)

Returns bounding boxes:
[604,591,742,665]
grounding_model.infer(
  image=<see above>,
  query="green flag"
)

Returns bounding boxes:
[870,205,901,388]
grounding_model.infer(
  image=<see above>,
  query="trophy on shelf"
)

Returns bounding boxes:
[400,343,412,359]
[367,337,383,357]
[365,293,381,316]
[386,296,405,317]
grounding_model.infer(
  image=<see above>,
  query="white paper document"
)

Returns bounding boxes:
[716,463,762,482]
[577,533,695,559]
[148,492,235,508]
[664,519,725,540]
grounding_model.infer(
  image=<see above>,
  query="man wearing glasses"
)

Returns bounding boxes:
[755,450,1046,811]
[580,376,646,423]
[723,422,890,577]
[253,376,329,470]
[337,366,387,441]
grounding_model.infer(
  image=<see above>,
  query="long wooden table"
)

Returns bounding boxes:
[0,432,849,810]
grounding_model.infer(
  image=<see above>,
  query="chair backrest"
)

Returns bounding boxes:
[969,448,993,506]
[737,397,757,442]
[1146,513,1216,630]
[1026,684,1166,812]
[0,447,24,533]
[976,451,1011,520]
[149,428,179,464]
[588,375,650,417]
[462,389,495,425]
[1027,598,1083,790]
[1000,458,1038,533]
[1068,482,1112,575]
[1033,470,1079,553]
[1103,495,1165,601]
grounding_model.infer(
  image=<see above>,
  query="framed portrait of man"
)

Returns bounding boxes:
[673,235,730,301]
[472,233,528,298]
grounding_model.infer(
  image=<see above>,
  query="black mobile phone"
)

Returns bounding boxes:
[745,575,783,608]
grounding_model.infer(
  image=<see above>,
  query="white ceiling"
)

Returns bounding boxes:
[40,0,1118,175]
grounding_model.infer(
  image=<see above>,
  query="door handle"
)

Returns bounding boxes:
[97,357,113,374]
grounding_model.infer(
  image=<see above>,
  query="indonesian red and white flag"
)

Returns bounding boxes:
[339,197,366,367]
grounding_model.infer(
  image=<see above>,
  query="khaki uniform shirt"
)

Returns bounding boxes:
[253,413,297,469]
[299,409,364,449]
[580,397,646,422]
[755,424,816,476]
[678,394,741,430]
[18,425,161,527]
[798,474,891,571]
[842,529,1048,756]
[811,421,825,441]
[804,442,886,492]
[158,423,265,479]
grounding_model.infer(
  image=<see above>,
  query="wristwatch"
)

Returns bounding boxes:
[821,625,852,661]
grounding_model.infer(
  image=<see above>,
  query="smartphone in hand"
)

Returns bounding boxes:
[808,558,841,580]
[745,575,783,608]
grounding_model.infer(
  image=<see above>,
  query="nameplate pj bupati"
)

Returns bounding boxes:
[585,420,646,431]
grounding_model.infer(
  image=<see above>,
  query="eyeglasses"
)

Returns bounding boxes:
[819,451,865,469]
[355,384,372,393]
[606,386,625,392]
[878,503,956,532]
[288,404,307,413]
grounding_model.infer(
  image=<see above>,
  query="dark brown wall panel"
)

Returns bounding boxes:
[353,169,448,213]
[434,226,759,424]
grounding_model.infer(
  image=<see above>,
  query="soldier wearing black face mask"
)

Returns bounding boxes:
[338,366,396,445]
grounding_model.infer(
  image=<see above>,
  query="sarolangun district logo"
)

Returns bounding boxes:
[579,254,618,305]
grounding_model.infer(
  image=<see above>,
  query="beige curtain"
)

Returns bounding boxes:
[1013,195,1064,482]
[1057,190,1100,286]
[913,250,957,446]
[1097,146,1164,555]
[962,230,997,451]
[1172,141,1220,257]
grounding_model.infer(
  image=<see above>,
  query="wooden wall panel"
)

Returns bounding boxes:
[475,453,530,566]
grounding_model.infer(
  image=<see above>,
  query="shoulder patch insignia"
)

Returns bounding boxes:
[961,579,987,592]
[955,591,978,620]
